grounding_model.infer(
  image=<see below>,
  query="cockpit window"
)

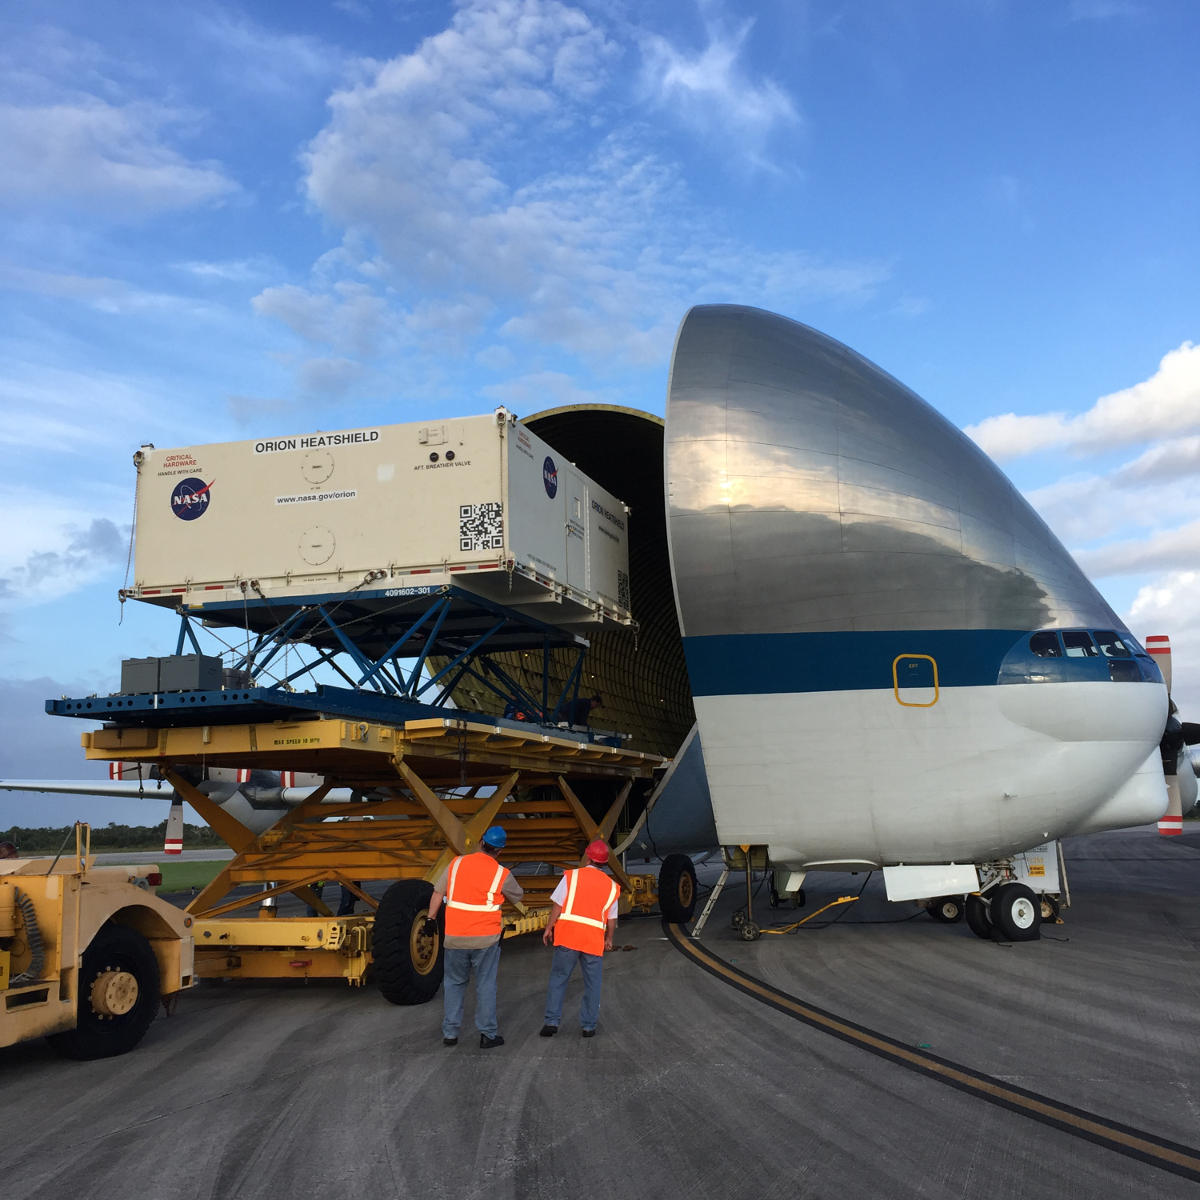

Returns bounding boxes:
[1030,632,1063,658]
[1093,630,1130,658]
[1062,631,1098,657]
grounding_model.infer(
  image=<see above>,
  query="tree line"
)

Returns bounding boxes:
[1,822,226,853]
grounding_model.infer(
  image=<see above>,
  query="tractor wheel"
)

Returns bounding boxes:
[47,924,160,1059]
[658,854,698,923]
[375,880,443,1005]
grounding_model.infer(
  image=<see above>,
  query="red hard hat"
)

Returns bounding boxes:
[585,839,609,864]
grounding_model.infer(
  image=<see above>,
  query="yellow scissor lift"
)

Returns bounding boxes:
[79,713,664,1003]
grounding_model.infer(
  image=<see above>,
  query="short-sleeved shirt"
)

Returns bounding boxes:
[434,859,525,950]
[551,868,619,920]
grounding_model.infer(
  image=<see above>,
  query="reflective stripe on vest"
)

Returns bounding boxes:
[444,853,510,937]
[554,868,620,956]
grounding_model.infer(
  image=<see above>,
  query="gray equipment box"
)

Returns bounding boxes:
[157,654,223,692]
[120,657,161,695]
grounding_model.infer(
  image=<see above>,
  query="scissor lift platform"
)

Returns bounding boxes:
[80,714,664,995]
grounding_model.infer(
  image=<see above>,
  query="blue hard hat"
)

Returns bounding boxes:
[482,826,507,848]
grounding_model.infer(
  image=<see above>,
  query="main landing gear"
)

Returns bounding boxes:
[962,882,1042,942]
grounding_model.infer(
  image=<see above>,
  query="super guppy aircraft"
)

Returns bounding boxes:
[655,304,1172,933]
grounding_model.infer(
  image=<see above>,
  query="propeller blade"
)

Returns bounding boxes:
[1159,777,1183,836]
[109,760,147,781]
[164,798,184,855]
[1146,634,1172,692]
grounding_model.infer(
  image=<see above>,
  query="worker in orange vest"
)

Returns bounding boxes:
[427,826,524,1049]
[539,839,621,1038]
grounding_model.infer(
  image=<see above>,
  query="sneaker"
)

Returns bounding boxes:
[480,1033,505,1049]
[581,1029,596,1038]
[539,1025,558,1037]
[443,1037,458,1046]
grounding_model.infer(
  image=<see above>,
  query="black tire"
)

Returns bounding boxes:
[658,854,698,923]
[47,924,160,1060]
[1039,894,1061,923]
[928,895,965,924]
[991,882,1041,942]
[374,879,443,1005]
[964,895,993,940]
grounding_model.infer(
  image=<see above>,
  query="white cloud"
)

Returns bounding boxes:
[0,501,128,604]
[1112,435,1200,486]
[265,0,884,387]
[477,343,516,371]
[0,263,220,317]
[0,364,155,454]
[966,341,1200,460]
[174,257,277,284]
[1129,571,1199,630]
[252,282,391,357]
[195,11,342,94]
[0,98,237,216]
[1074,519,1200,579]
[406,295,495,349]
[638,16,800,157]
[1126,571,1200,713]
[297,356,364,397]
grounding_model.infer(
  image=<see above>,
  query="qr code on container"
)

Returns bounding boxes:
[617,569,630,610]
[460,502,504,552]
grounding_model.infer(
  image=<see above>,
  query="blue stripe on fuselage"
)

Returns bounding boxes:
[683,629,1031,697]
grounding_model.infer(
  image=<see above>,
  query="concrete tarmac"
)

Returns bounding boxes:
[3,825,1199,1199]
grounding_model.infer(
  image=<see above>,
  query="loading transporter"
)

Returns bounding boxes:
[25,409,668,1040]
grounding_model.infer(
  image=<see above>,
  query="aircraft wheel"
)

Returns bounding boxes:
[791,888,806,909]
[1039,894,1061,923]
[928,895,965,923]
[768,874,782,908]
[47,924,160,1059]
[991,883,1041,942]
[375,879,443,1005]
[658,854,697,923]
[964,895,993,940]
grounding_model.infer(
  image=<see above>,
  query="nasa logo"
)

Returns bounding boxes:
[171,477,214,521]
[543,456,558,499]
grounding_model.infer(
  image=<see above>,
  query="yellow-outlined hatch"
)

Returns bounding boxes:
[893,654,939,707]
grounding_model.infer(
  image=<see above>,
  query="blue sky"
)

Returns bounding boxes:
[1,0,1197,824]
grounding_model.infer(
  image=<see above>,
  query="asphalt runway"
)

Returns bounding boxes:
[3,825,1199,1199]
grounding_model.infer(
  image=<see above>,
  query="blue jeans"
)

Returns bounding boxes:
[442,942,502,1038]
[543,945,604,1031]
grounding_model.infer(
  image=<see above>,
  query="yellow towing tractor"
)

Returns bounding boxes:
[1,825,194,1059]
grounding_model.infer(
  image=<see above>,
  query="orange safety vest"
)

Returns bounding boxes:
[553,867,620,956]
[444,852,512,938]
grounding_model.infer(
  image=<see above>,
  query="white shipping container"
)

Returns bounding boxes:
[130,409,633,630]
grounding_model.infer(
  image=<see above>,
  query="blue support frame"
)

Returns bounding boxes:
[157,587,591,727]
